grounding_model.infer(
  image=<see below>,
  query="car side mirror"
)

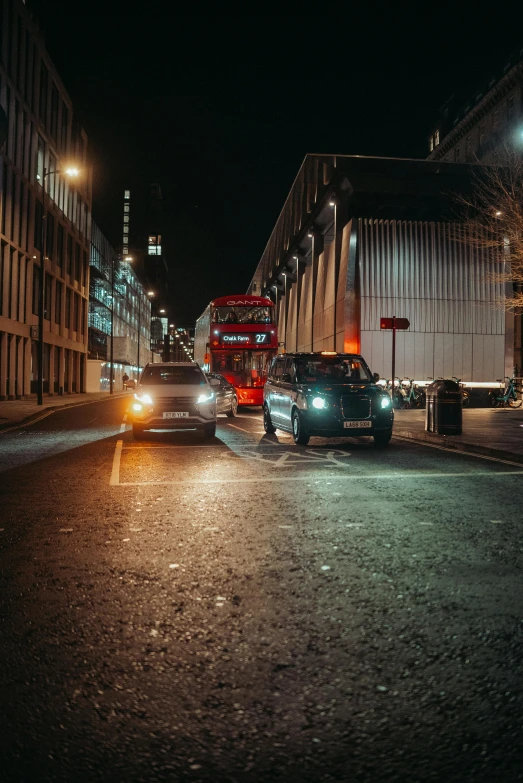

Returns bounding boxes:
[373,372,380,382]
[209,378,220,387]
[282,373,292,383]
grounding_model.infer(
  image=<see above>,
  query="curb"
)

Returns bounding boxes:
[393,428,523,466]
[0,393,130,434]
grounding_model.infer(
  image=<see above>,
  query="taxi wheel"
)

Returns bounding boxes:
[292,410,310,446]
[373,430,392,447]
[263,404,276,434]
[226,395,238,418]
[203,423,216,438]
[133,424,145,440]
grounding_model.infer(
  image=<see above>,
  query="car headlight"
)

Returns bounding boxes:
[312,397,326,409]
[134,393,153,405]
[133,402,143,412]
[197,391,214,404]
[380,396,391,409]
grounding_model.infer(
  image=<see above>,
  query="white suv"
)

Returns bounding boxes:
[132,362,217,440]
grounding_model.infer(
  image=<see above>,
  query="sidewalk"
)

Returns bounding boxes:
[0,391,130,433]
[394,407,523,464]
[1,395,523,464]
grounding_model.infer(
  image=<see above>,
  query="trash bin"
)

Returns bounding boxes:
[425,379,462,435]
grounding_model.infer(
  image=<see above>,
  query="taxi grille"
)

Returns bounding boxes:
[340,394,371,419]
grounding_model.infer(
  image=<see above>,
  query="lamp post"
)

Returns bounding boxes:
[38,166,79,405]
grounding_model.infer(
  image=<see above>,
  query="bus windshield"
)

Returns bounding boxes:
[213,306,274,325]
[211,350,272,387]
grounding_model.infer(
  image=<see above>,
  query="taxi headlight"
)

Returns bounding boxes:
[197,391,214,404]
[312,397,326,409]
[133,402,143,412]
[134,393,153,405]
[380,396,391,409]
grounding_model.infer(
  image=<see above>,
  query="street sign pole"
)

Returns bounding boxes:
[391,316,396,396]
[380,316,410,400]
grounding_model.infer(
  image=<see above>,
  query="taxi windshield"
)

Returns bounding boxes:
[296,357,372,383]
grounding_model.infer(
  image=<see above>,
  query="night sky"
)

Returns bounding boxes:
[27,2,523,325]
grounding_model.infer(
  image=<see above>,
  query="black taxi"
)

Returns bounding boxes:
[263,352,393,446]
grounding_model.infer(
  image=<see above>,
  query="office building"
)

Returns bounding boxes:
[0,0,91,398]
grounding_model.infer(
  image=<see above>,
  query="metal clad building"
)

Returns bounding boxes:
[248,154,511,383]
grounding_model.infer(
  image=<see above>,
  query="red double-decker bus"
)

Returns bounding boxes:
[194,294,277,406]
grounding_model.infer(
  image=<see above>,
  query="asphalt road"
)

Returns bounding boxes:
[1,397,523,783]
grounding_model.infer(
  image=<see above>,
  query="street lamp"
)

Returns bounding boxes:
[38,165,80,405]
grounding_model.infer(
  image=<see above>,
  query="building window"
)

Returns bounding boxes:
[66,233,73,276]
[74,293,79,331]
[57,223,64,269]
[75,243,82,283]
[36,134,45,183]
[46,213,55,260]
[32,263,40,316]
[65,287,71,328]
[55,280,62,325]
[434,129,440,147]
[34,198,43,250]
[50,85,58,141]
[39,63,48,125]
[60,103,68,152]
[44,271,52,320]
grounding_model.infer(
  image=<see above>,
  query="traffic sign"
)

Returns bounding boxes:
[380,317,410,330]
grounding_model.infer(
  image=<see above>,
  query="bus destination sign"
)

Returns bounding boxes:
[221,333,270,345]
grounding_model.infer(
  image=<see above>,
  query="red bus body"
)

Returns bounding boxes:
[194,294,278,406]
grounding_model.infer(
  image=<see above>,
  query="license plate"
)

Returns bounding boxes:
[163,411,189,419]
[344,420,372,428]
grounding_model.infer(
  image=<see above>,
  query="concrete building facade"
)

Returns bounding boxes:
[0,0,91,399]
[248,155,511,387]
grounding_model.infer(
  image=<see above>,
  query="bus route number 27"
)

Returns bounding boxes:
[255,333,269,344]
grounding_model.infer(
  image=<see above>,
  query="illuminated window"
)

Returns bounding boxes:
[123,215,129,223]
[124,190,130,199]
[124,204,129,212]
[434,129,440,146]
[123,226,129,234]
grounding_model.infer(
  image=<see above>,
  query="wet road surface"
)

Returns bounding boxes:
[1,397,523,782]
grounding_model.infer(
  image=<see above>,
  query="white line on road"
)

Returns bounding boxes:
[225,423,253,432]
[113,469,523,487]
[110,439,123,485]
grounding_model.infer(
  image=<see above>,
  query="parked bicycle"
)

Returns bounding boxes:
[385,378,407,409]
[452,377,470,408]
[489,376,523,408]
[401,378,426,409]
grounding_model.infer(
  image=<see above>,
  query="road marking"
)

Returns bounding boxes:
[225,423,252,432]
[112,469,523,487]
[221,448,352,468]
[119,415,128,433]
[110,439,123,485]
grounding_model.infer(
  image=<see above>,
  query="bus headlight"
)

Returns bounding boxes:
[312,397,326,409]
